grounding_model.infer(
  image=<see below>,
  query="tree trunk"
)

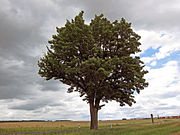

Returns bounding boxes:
[89,102,98,130]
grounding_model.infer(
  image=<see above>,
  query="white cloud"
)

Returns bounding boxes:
[138,30,166,52]
[155,43,180,60]
[133,60,180,117]
[141,57,154,64]
[150,61,157,66]
[1,0,180,121]
[138,30,180,66]
[96,60,180,119]
[145,61,179,94]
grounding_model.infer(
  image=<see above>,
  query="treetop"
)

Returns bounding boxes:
[38,11,148,107]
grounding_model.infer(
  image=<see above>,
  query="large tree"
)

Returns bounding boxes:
[38,11,148,130]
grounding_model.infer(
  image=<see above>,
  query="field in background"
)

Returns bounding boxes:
[0,118,180,134]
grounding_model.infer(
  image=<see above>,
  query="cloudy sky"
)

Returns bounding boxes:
[0,0,180,121]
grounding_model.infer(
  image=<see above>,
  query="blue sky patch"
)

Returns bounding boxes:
[147,50,180,69]
[140,47,160,57]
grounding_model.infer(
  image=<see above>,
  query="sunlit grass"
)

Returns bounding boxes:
[0,118,180,134]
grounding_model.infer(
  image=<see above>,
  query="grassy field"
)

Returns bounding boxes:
[0,118,180,134]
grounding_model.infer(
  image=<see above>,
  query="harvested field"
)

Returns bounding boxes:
[0,118,179,134]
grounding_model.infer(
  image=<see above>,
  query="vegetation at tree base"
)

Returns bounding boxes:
[38,11,148,130]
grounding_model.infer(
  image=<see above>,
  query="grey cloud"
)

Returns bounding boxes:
[153,105,180,111]
[0,0,66,100]
[157,91,180,99]
[63,95,80,102]
[158,103,168,106]
[0,0,180,120]
[1,0,179,100]
[10,101,49,110]
[0,9,44,61]
[53,0,180,31]
[54,110,89,120]
[0,63,36,99]
[39,79,68,91]
[9,98,65,111]
[0,0,70,61]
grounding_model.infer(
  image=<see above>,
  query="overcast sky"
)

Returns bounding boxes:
[0,0,180,121]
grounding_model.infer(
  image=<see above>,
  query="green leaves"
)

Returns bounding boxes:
[38,11,148,108]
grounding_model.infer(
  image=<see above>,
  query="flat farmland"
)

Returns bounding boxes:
[0,118,180,134]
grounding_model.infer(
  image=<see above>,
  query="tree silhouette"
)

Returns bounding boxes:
[38,11,148,130]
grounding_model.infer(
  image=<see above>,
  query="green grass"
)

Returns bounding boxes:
[60,119,180,135]
[0,126,85,134]
[0,119,180,135]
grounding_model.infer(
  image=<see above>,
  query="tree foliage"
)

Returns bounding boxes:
[38,11,148,129]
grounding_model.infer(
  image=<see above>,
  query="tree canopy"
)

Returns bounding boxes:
[38,11,148,130]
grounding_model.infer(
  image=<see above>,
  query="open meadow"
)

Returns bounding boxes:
[0,118,180,135]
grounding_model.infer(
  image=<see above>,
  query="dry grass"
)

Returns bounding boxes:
[172,131,180,135]
[0,118,176,129]
[0,121,89,129]
[0,118,179,134]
